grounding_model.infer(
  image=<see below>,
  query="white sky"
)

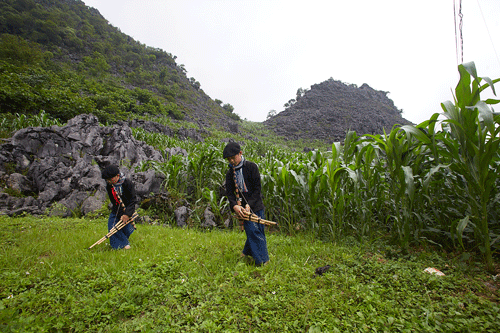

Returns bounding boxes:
[82,0,500,124]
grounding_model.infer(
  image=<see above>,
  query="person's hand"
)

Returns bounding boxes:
[233,205,248,219]
[121,215,130,223]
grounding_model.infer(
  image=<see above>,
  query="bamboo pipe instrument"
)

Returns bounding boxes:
[236,210,278,226]
[231,163,277,226]
[88,211,139,249]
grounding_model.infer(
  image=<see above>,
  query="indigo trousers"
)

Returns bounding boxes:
[107,211,135,249]
[242,209,269,265]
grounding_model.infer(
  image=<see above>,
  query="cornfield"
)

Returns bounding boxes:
[134,62,499,271]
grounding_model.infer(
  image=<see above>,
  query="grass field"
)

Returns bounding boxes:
[0,215,499,332]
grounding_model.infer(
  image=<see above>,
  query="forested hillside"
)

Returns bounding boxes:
[0,0,240,130]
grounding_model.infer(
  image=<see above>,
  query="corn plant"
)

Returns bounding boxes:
[304,150,330,234]
[267,161,302,232]
[0,110,62,138]
[326,140,355,238]
[201,187,229,223]
[347,138,386,237]
[131,127,182,151]
[147,155,189,194]
[430,62,499,271]
[364,125,425,249]
[187,142,226,199]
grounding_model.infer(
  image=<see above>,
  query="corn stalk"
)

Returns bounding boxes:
[437,62,500,271]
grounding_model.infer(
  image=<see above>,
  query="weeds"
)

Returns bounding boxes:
[0,215,498,332]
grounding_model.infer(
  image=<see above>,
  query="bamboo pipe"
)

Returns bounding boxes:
[88,211,139,249]
[236,210,278,226]
[231,167,277,227]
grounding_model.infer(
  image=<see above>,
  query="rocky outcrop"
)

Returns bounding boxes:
[264,79,412,143]
[0,114,166,217]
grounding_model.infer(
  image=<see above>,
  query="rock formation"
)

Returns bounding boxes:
[0,114,166,217]
[264,79,413,143]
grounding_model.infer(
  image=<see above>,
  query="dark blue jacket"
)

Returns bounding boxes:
[105,177,137,217]
[225,160,265,213]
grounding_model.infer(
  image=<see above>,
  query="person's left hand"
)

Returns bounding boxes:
[121,215,130,223]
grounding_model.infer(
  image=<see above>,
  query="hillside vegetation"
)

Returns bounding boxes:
[0,0,240,131]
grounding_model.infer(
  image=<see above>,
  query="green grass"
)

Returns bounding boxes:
[0,215,499,332]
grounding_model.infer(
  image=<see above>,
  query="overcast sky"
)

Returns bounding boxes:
[82,0,500,125]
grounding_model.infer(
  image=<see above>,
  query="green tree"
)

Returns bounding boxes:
[0,34,42,65]
[266,109,277,119]
[189,77,200,90]
[284,99,295,108]
[296,87,307,100]
[80,51,110,77]
[222,103,234,113]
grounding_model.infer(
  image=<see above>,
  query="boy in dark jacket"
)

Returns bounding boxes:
[101,165,138,249]
[223,142,269,266]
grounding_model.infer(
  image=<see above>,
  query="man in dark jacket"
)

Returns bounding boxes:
[101,165,138,249]
[224,142,269,266]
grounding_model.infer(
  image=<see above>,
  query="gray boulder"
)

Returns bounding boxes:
[0,114,168,216]
[175,206,189,227]
[6,173,32,195]
[201,206,217,228]
[81,190,107,216]
[133,169,165,198]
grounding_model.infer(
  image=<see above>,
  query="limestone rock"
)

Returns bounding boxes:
[175,206,189,227]
[264,79,412,144]
[0,114,169,217]
[201,206,217,228]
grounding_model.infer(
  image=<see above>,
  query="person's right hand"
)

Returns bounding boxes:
[233,205,248,219]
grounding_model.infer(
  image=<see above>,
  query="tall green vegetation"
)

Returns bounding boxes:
[427,62,500,271]
[132,62,499,270]
[0,110,62,138]
[259,62,499,270]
